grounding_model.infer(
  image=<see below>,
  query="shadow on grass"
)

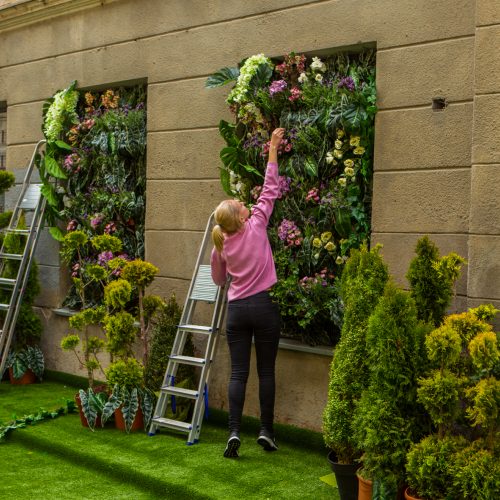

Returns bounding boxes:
[13,430,212,499]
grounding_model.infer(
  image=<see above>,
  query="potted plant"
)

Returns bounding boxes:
[322,244,388,500]
[405,304,499,499]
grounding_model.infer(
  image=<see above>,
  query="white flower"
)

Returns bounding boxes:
[310,56,326,73]
[325,152,334,164]
[315,73,323,83]
[298,72,308,84]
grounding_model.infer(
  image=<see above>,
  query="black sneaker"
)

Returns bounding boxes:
[223,432,240,458]
[257,429,278,451]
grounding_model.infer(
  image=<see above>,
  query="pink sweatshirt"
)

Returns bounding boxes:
[210,162,279,302]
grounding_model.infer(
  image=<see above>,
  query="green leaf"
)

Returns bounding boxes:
[220,147,240,171]
[12,354,27,380]
[44,155,67,180]
[48,226,64,241]
[205,67,239,88]
[334,208,352,238]
[139,389,155,430]
[54,140,72,151]
[218,120,239,147]
[101,388,122,426]
[219,168,232,196]
[26,346,44,379]
[40,183,58,207]
[79,389,97,431]
[249,63,273,90]
[121,388,139,433]
[241,164,263,178]
[303,157,318,178]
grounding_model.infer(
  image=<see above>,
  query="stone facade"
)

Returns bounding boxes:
[0,0,499,432]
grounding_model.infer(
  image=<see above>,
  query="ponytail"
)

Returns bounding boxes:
[212,224,225,253]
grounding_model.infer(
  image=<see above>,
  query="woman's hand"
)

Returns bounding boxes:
[270,128,285,150]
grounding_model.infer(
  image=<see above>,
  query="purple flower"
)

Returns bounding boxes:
[338,76,355,92]
[278,219,303,247]
[90,214,104,229]
[269,80,287,96]
[277,176,292,199]
[97,251,114,266]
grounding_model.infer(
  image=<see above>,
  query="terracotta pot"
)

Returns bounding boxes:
[357,473,373,500]
[9,367,36,385]
[114,405,144,432]
[404,487,422,500]
[75,393,102,429]
[327,451,359,500]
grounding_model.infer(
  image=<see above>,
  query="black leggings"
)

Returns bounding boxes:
[226,290,281,434]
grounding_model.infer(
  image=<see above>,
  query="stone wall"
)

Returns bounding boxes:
[0,0,498,431]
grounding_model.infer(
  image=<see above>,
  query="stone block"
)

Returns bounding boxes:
[147,276,190,303]
[470,164,500,235]
[145,179,225,230]
[475,25,500,95]
[34,264,64,308]
[467,235,500,299]
[374,103,472,170]
[147,128,225,180]
[34,228,61,267]
[472,95,500,164]
[6,102,44,145]
[145,230,204,280]
[148,79,232,132]
[371,232,468,295]
[372,169,470,233]
[5,143,38,170]
[476,0,500,26]
[377,37,474,109]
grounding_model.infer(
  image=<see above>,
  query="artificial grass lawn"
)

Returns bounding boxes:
[0,380,338,499]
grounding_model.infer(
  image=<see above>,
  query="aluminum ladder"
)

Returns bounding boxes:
[0,140,47,378]
[149,213,228,444]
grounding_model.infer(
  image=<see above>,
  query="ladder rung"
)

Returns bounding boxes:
[7,229,30,235]
[0,278,16,287]
[0,253,23,260]
[161,386,199,399]
[169,355,206,367]
[151,417,192,432]
[178,324,212,335]
[0,303,10,311]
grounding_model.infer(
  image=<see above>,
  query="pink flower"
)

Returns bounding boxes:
[288,87,302,102]
[66,220,78,231]
[269,80,287,96]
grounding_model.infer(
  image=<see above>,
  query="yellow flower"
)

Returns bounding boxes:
[335,140,343,150]
[344,159,354,168]
[325,241,336,252]
[321,232,332,243]
[336,256,343,265]
[333,149,343,159]
[312,238,322,248]
[350,136,360,147]
[353,146,365,156]
[338,177,347,187]
[344,167,355,177]
[337,129,345,138]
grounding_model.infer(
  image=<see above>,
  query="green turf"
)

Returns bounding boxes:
[0,380,339,499]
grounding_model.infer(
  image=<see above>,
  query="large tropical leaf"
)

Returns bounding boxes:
[218,120,239,147]
[26,346,44,379]
[219,168,232,196]
[140,388,155,430]
[241,164,263,178]
[303,157,318,178]
[249,63,273,90]
[79,388,98,431]
[48,226,64,241]
[54,140,72,151]
[40,183,59,208]
[220,146,240,171]
[11,352,28,380]
[121,388,139,433]
[205,67,239,88]
[101,387,122,426]
[44,155,67,180]
[334,207,352,238]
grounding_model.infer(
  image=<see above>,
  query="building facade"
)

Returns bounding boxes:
[0,0,499,431]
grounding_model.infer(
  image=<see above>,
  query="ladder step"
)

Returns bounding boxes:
[0,278,16,287]
[178,324,212,335]
[161,386,199,399]
[151,417,192,432]
[169,355,206,367]
[0,253,23,260]
[7,229,30,235]
[0,303,10,311]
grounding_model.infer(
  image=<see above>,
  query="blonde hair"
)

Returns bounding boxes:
[212,200,244,252]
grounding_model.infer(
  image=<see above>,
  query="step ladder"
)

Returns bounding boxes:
[149,213,228,444]
[0,139,47,378]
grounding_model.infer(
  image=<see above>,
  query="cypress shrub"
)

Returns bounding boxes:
[323,244,388,463]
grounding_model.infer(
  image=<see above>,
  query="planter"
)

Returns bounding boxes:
[357,473,373,500]
[9,367,36,385]
[75,393,102,429]
[327,451,360,500]
[404,487,422,500]
[114,405,144,432]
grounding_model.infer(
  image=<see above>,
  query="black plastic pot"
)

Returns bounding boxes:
[327,451,360,500]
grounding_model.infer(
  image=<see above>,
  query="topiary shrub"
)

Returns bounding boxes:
[323,244,388,463]
[406,236,465,326]
[353,282,431,492]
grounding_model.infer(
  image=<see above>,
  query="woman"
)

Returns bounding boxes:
[210,127,284,458]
